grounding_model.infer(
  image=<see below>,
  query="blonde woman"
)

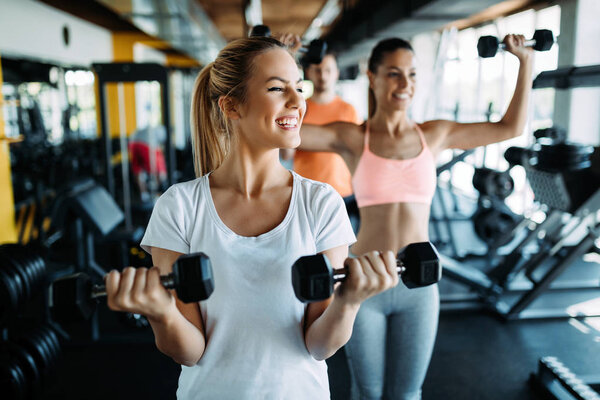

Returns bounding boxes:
[103,37,399,399]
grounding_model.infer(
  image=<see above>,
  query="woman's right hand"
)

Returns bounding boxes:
[335,251,399,306]
[105,267,177,323]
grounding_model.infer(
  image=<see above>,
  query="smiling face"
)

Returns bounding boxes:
[231,48,306,150]
[368,49,417,113]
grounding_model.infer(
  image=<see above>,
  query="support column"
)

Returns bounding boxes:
[554,0,600,145]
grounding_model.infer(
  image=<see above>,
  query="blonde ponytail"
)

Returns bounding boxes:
[190,63,229,177]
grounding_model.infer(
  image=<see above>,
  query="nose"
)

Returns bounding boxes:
[397,75,409,89]
[286,88,304,110]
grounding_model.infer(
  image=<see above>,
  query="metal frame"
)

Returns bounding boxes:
[92,63,175,226]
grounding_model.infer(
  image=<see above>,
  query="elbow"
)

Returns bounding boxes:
[178,358,200,367]
[156,341,204,367]
[308,348,333,361]
[498,120,525,141]
[306,338,348,361]
[171,353,203,367]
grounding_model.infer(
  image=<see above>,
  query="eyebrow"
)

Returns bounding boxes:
[265,76,303,84]
[387,67,416,71]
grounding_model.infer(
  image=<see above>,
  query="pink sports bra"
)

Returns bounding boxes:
[352,122,437,207]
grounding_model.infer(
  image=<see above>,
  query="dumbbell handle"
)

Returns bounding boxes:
[90,274,176,299]
[331,261,406,283]
[497,38,537,51]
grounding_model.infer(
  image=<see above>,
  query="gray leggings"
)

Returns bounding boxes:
[344,282,439,400]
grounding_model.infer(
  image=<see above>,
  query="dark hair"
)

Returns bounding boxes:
[367,38,413,117]
[302,51,337,70]
[190,37,287,176]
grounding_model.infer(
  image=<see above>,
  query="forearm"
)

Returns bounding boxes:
[499,56,533,138]
[149,310,206,366]
[304,296,360,360]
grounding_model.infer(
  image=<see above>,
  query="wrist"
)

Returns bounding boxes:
[147,301,179,326]
[331,294,362,313]
[517,52,533,64]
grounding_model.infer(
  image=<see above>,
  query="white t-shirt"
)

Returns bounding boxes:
[141,171,356,400]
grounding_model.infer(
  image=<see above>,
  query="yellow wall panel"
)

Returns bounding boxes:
[0,53,18,244]
[101,32,143,138]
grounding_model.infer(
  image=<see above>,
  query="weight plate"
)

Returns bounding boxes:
[0,359,27,400]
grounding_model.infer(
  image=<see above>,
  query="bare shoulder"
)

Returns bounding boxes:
[418,120,455,151]
[419,119,453,135]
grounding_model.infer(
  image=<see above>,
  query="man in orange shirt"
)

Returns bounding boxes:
[283,53,362,199]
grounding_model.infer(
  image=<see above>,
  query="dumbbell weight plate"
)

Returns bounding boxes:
[532,29,554,51]
[9,342,42,397]
[43,326,62,367]
[399,242,442,289]
[36,326,60,373]
[1,251,29,302]
[18,330,53,383]
[473,168,515,199]
[473,207,518,246]
[538,143,594,171]
[0,261,22,323]
[173,254,214,303]
[6,252,33,302]
[477,36,500,58]
[0,352,28,400]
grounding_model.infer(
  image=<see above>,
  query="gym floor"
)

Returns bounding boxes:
[43,309,600,399]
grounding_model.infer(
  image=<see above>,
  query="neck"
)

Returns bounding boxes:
[369,108,412,137]
[310,89,336,104]
[210,138,289,198]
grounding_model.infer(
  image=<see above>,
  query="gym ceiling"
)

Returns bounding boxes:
[40,0,550,67]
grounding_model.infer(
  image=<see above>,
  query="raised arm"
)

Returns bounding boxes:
[429,34,534,151]
[298,121,359,153]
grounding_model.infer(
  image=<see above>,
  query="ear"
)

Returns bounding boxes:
[218,96,241,120]
[366,70,375,89]
[333,65,340,81]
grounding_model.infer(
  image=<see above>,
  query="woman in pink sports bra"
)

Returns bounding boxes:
[294,35,533,399]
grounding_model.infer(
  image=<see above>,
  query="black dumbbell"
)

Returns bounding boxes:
[0,325,61,400]
[477,29,555,58]
[291,242,441,302]
[472,167,515,200]
[50,253,213,323]
[504,146,536,167]
[0,245,47,325]
[249,24,327,64]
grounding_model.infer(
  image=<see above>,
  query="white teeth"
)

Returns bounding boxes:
[276,117,298,127]
[394,93,409,100]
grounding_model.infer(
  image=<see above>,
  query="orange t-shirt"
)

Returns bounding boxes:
[295,97,361,197]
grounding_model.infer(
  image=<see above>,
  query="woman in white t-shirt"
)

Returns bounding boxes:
[103,37,399,399]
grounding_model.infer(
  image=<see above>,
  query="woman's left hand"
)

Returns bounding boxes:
[274,32,303,54]
[335,250,399,306]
